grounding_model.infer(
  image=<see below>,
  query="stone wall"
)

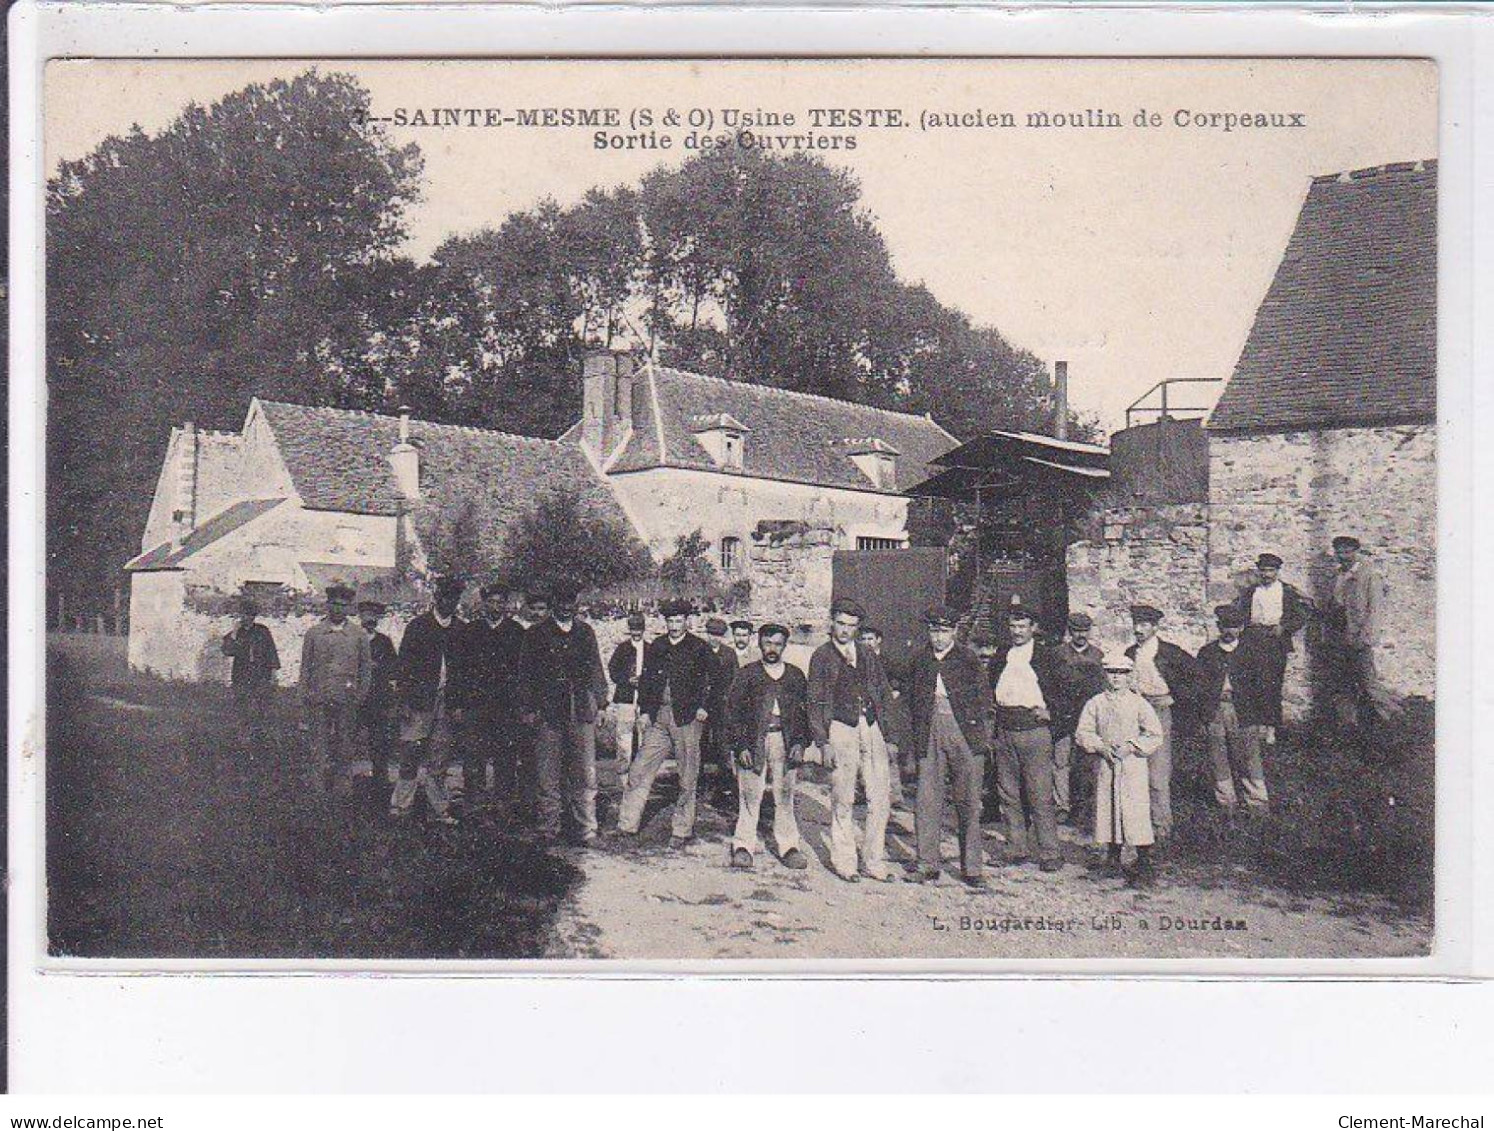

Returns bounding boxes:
[745,521,837,630]
[1209,424,1436,706]
[1065,504,1213,656]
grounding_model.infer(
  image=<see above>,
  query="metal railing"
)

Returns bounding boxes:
[1124,377,1224,431]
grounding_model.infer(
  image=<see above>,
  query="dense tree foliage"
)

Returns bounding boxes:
[50,70,1083,622]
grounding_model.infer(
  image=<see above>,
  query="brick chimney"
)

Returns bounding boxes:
[170,422,198,546]
[580,349,636,460]
[389,406,420,500]
[1054,360,1069,441]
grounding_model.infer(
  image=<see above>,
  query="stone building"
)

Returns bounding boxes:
[1069,159,1436,718]
[126,355,957,680]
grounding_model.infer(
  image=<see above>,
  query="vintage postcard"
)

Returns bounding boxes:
[40,56,1438,965]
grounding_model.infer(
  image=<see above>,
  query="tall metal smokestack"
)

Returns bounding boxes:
[1054,361,1069,441]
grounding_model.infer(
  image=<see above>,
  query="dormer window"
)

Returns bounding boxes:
[845,438,900,490]
[690,413,750,471]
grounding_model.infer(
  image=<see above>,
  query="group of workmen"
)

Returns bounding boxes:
[220,534,1387,890]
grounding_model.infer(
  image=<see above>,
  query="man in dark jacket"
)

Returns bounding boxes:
[1125,604,1199,841]
[356,599,398,790]
[1053,611,1106,826]
[726,623,811,871]
[615,598,721,847]
[988,601,1068,872]
[807,598,897,883]
[703,616,742,810]
[606,611,648,788]
[389,578,464,823]
[908,606,993,888]
[1233,552,1311,740]
[451,583,526,809]
[1197,604,1273,811]
[221,595,280,759]
[518,585,609,845]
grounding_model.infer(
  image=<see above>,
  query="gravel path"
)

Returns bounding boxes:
[545,773,1430,961]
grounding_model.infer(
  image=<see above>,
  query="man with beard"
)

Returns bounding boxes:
[726,623,811,872]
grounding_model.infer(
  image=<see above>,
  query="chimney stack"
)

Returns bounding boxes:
[389,405,420,500]
[582,349,636,460]
[1054,361,1069,442]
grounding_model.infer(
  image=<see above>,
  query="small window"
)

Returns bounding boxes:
[720,536,741,572]
[857,536,903,552]
[723,433,743,469]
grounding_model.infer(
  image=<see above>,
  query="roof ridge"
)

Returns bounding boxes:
[1312,158,1436,185]
[256,399,567,447]
[654,366,945,427]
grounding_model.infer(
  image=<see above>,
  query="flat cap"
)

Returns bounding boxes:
[660,598,692,617]
[1214,604,1246,628]
[729,619,754,632]
[1066,611,1093,632]
[1255,553,1283,569]
[433,576,466,600]
[1006,601,1036,623]
[758,622,790,641]
[830,597,866,620]
[1332,535,1361,551]
[357,599,386,614]
[924,605,957,628]
[626,612,646,630]
[325,583,356,602]
[1102,649,1135,672]
[1129,604,1164,624]
[705,616,729,636]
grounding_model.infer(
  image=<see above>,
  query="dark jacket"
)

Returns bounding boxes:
[806,640,893,747]
[607,638,646,705]
[222,622,279,689]
[725,660,812,772]
[451,616,525,712]
[1234,581,1311,651]
[637,632,720,722]
[986,640,1067,728]
[1195,636,1275,727]
[365,630,398,713]
[908,643,993,758]
[1053,641,1106,738]
[397,612,462,712]
[1125,637,1201,728]
[519,617,609,726]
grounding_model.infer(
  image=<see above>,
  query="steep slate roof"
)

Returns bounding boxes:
[1208,160,1436,434]
[607,365,958,492]
[256,400,638,561]
[126,497,285,571]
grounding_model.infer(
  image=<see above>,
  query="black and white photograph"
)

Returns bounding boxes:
[41,57,1438,963]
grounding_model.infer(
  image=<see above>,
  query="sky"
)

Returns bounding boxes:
[46,58,1438,434]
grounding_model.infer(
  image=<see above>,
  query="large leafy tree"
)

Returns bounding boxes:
[48,70,423,618]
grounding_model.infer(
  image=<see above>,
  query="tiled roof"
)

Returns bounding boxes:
[1208,160,1436,433]
[125,497,285,571]
[256,400,638,563]
[607,365,958,492]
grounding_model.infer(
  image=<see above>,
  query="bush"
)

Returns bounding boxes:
[498,488,653,595]
[658,529,718,593]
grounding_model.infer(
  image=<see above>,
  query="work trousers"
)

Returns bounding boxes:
[356,703,396,784]
[232,683,276,760]
[612,702,640,790]
[916,699,985,879]
[307,700,358,792]
[459,703,519,802]
[828,717,892,879]
[732,731,802,856]
[617,705,703,839]
[390,699,453,818]
[1144,697,1174,839]
[993,724,1060,863]
[1207,699,1268,808]
[533,716,598,840]
[1052,733,1074,815]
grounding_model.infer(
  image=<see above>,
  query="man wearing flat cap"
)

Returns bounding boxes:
[355,600,398,791]
[808,597,897,882]
[616,597,723,847]
[1052,611,1106,826]
[389,577,466,824]
[1125,603,1198,841]
[606,611,649,789]
[299,583,371,795]
[907,606,993,887]
[222,594,280,760]
[1328,535,1391,734]
[988,600,1067,872]
[1197,604,1273,810]
[730,620,760,669]
[452,583,526,811]
[517,584,609,845]
[1233,553,1310,742]
[702,615,741,811]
